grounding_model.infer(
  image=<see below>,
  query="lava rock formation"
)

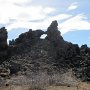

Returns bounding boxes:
[0,20,90,82]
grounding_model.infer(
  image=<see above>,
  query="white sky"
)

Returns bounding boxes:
[0,0,90,35]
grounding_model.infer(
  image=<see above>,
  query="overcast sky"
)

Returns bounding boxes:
[0,0,90,46]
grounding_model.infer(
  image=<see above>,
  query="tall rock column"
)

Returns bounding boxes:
[47,20,63,45]
[0,27,8,63]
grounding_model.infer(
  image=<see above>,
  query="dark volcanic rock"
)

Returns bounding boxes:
[0,27,7,51]
[47,20,63,44]
[14,29,45,45]
[9,29,46,55]
[8,21,81,74]
[80,44,90,55]
[0,20,90,82]
[0,27,8,63]
[46,21,80,68]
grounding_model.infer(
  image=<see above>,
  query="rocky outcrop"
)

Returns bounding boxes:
[0,27,7,51]
[47,20,63,44]
[46,21,80,68]
[73,44,90,81]
[0,27,8,63]
[0,21,90,82]
[14,29,45,45]
[8,29,46,55]
[7,21,79,75]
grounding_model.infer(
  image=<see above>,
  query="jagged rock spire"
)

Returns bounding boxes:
[0,27,8,63]
[0,27,8,50]
[47,20,63,42]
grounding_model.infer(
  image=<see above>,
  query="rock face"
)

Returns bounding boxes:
[0,27,7,51]
[0,21,90,82]
[14,29,45,45]
[8,29,46,55]
[46,21,80,68]
[0,27,8,63]
[47,20,63,44]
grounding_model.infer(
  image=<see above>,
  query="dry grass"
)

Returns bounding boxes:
[0,83,90,90]
[0,85,29,90]
[77,82,90,90]
[0,69,90,90]
[46,86,77,90]
[4,69,79,87]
